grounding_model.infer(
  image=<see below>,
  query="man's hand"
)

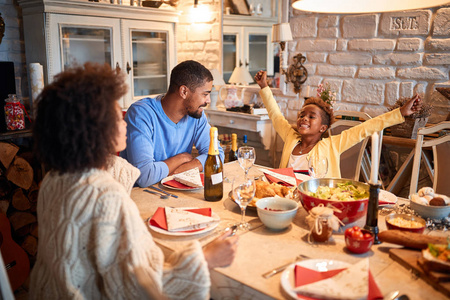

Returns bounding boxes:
[255,70,268,89]
[400,94,423,117]
[203,229,238,269]
[164,152,195,175]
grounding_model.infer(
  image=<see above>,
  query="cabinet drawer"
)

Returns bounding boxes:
[209,115,260,132]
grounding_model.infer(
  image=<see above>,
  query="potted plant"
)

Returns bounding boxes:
[389,96,432,139]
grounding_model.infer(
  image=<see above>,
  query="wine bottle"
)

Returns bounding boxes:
[204,127,223,201]
[243,134,248,145]
[229,133,238,162]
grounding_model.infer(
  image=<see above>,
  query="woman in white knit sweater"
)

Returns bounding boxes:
[30,63,238,299]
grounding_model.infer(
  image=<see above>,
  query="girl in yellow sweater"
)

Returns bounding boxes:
[254,71,422,178]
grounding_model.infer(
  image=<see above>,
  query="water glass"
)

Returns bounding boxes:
[238,146,256,179]
[308,155,328,178]
[232,178,256,230]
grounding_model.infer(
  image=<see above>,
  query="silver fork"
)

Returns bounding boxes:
[262,254,310,279]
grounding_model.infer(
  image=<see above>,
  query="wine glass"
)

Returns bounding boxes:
[232,178,256,230]
[238,146,256,180]
[308,155,328,178]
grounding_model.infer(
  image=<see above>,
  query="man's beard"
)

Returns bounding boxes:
[188,109,203,119]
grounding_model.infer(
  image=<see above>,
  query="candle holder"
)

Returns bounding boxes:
[364,182,381,244]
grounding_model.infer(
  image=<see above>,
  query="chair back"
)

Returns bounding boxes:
[410,121,450,196]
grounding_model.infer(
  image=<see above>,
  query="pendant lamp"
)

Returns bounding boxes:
[292,0,450,14]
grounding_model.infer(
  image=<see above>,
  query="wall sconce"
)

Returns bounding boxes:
[272,23,308,94]
[287,53,308,94]
[189,0,212,23]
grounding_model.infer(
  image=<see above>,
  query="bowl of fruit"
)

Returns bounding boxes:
[344,226,374,254]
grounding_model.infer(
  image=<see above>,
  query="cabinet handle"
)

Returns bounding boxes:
[229,119,235,124]
[126,62,132,74]
[245,60,249,67]
[116,62,121,71]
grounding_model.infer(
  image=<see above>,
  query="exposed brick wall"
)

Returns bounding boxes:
[285,5,450,123]
[0,0,28,105]
[176,0,222,70]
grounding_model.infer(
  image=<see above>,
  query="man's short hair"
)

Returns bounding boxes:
[168,60,213,93]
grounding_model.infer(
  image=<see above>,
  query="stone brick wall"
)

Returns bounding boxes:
[176,0,222,70]
[283,5,450,124]
[0,0,28,103]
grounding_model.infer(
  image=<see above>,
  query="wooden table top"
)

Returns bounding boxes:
[131,161,448,300]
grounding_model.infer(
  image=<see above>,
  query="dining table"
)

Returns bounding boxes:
[130,161,448,300]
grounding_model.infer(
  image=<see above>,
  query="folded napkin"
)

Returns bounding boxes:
[260,168,302,186]
[149,207,213,232]
[294,259,382,300]
[164,174,205,189]
[378,190,397,205]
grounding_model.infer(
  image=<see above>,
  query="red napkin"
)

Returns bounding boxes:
[149,207,212,233]
[265,168,302,186]
[163,174,205,189]
[294,265,383,300]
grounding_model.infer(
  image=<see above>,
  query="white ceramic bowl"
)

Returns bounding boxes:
[410,200,450,220]
[255,197,299,230]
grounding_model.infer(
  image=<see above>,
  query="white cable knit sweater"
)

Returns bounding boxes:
[29,156,210,299]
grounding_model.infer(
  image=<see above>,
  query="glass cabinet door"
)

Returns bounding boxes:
[122,20,175,108]
[131,31,168,98]
[247,34,268,78]
[223,34,237,83]
[60,27,113,70]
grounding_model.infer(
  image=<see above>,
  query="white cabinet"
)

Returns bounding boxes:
[18,0,178,108]
[222,16,276,83]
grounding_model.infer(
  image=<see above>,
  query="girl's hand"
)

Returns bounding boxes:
[400,94,423,117]
[255,71,268,89]
[203,229,238,268]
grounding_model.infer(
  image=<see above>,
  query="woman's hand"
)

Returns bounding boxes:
[255,70,268,89]
[203,229,238,268]
[400,94,423,117]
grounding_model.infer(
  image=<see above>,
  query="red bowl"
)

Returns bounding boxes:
[345,229,374,254]
[297,178,369,224]
[385,213,426,234]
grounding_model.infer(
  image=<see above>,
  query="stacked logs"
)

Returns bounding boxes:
[0,141,40,265]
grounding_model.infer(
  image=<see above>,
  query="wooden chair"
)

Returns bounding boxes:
[410,121,450,196]
[329,111,383,184]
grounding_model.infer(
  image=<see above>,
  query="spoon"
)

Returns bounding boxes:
[144,189,169,199]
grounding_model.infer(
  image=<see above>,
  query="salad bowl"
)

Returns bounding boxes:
[297,178,370,224]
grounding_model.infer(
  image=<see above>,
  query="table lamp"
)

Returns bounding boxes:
[209,69,225,110]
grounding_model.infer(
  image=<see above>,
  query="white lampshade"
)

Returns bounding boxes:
[272,23,293,43]
[292,0,449,14]
[228,66,254,85]
[209,68,226,86]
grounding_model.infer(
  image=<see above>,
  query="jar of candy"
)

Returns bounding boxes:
[305,204,343,243]
[4,94,25,131]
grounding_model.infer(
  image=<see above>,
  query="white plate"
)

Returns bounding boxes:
[281,259,350,300]
[379,190,397,205]
[148,211,220,236]
[161,175,204,191]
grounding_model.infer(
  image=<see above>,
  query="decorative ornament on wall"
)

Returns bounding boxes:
[0,13,5,45]
[287,54,308,94]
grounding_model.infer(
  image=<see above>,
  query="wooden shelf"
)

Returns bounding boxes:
[0,129,32,141]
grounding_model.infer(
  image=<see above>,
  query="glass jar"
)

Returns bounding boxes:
[306,205,335,243]
[4,94,25,131]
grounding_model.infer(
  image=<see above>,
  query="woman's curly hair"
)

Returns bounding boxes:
[301,96,334,128]
[33,63,128,174]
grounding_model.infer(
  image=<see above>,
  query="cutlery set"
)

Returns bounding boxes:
[145,186,178,198]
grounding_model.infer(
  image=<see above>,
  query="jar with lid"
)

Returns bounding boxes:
[4,94,25,131]
[305,204,343,242]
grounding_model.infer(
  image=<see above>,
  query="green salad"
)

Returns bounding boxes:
[307,182,369,201]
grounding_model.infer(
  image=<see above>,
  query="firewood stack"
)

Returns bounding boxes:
[0,141,40,266]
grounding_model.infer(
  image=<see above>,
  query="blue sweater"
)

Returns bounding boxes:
[121,95,224,187]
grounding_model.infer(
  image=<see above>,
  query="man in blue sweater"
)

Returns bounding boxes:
[121,60,224,187]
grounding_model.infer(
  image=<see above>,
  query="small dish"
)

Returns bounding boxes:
[345,229,374,254]
[255,197,298,230]
[385,213,426,233]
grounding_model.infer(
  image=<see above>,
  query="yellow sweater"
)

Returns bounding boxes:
[259,87,405,178]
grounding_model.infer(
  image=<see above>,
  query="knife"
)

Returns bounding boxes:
[262,254,310,279]
[148,185,178,198]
